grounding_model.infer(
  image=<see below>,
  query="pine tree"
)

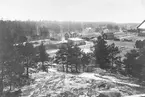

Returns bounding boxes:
[94,36,110,69]
[5,53,25,90]
[39,42,48,62]
[67,44,82,73]
[17,42,36,77]
[38,42,49,72]
[108,43,120,72]
[55,44,68,72]
[55,43,83,73]
[123,49,141,77]
[81,52,91,71]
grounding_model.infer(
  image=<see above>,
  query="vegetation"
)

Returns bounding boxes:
[123,49,141,77]
[38,42,49,72]
[93,36,120,71]
[106,24,119,31]
[0,20,123,41]
[55,36,121,73]
[93,36,145,82]
[81,52,92,71]
[0,20,49,96]
[0,24,27,95]
[135,40,145,49]
[108,43,120,72]
[0,20,144,96]
[122,47,145,82]
[0,27,15,95]
[93,36,110,69]
[55,43,91,73]
[55,35,145,82]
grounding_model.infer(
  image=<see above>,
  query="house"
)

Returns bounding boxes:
[81,27,101,39]
[137,20,145,36]
[64,31,79,40]
[103,32,114,40]
[64,32,70,40]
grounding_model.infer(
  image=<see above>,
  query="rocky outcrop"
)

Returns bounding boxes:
[98,90,121,97]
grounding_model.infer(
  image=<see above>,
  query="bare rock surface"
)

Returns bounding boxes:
[98,89,121,97]
[21,68,145,97]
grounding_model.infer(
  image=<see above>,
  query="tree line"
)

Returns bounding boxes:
[0,20,122,40]
[55,36,120,73]
[0,23,49,96]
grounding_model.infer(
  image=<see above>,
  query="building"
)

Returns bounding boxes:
[68,37,86,46]
[81,27,101,39]
[103,32,114,40]
[137,20,145,36]
[64,32,70,40]
[102,29,115,40]
[64,31,80,40]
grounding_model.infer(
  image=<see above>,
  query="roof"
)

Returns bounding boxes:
[137,20,145,29]
[68,37,84,41]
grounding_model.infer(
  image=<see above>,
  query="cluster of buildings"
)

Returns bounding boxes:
[61,27,102,46]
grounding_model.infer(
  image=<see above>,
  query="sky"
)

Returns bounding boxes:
[0,0,145,23]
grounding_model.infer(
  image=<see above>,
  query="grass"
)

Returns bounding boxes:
[107,40,135,59]
[106,40,135,49]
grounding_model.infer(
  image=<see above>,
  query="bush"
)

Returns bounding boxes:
[135,40,143,49]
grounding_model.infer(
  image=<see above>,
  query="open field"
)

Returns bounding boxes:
[107,40,135,49]
[106,34,145,59]
[107,40,135,59]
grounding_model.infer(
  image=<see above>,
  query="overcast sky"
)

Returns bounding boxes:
[0,0,145,23]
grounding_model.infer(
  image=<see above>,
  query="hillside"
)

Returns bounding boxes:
[21,68,145,97]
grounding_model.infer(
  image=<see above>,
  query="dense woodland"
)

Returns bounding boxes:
[0,20,142,97]
[0,20,138,41]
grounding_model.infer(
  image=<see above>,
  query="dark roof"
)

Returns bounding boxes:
[137,20,145,29]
